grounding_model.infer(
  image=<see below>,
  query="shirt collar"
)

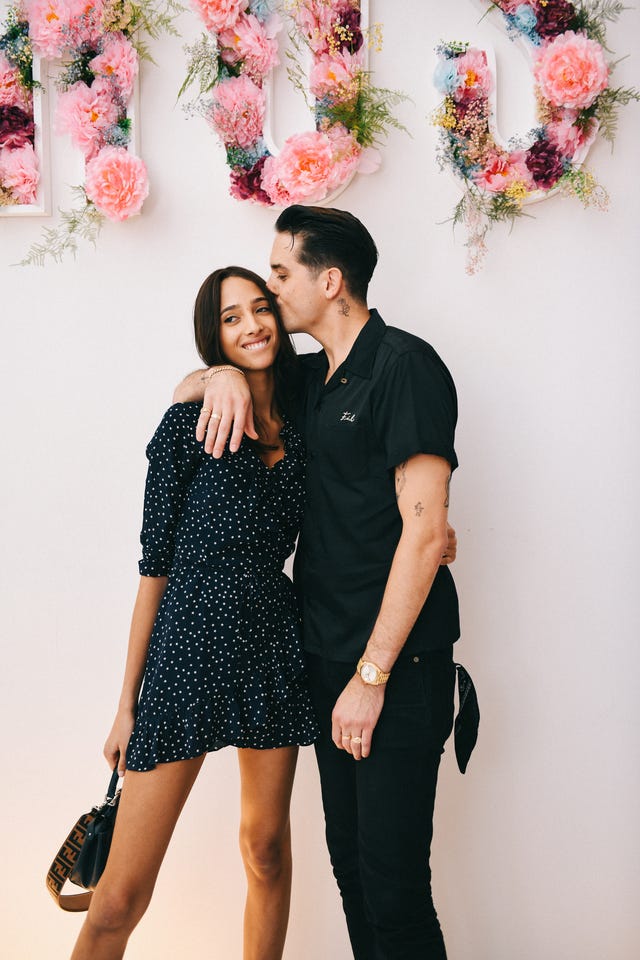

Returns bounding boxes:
[302,309,386,381]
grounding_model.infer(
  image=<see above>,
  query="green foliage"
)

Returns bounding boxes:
[178,33,219,101]
[573,1,627,48]
[19,190,105,267]
[127,0,184,63]
[594,85,640,145]
[320,74,409,149]
[0,7,39,90]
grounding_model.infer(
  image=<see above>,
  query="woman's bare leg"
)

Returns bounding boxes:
[238,746,299,960]
[70,754,205,960]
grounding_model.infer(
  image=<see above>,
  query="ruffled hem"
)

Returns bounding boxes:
[127,685,320,772]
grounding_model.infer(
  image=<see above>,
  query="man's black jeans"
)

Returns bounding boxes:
[305,649,455,960]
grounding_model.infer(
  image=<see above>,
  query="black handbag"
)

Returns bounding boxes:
[46,768,121,912]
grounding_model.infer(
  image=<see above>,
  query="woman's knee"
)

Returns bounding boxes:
[87,881,150,936]
[239,822,291,883]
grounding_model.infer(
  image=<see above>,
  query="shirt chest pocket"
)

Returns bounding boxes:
[317,418,370,479]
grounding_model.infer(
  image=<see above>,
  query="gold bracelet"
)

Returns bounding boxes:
[200,365,246,382]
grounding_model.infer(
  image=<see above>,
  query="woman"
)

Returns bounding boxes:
[70,267,319,960]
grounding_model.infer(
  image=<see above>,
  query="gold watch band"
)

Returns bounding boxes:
[357,658,391,685]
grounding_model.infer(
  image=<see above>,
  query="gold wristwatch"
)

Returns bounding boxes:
[357,658,390,686]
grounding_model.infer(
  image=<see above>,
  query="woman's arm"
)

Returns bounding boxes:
[103,575,167,775]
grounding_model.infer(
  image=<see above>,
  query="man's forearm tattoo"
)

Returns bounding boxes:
[414,501,424,516]
[395,461,408,500]
[444,474,451,508]
[337,297,350,316]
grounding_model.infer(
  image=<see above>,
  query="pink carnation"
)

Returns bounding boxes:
[0,53,33,111]
[218,12,280,81]
[0,141,39,203]
[208,74,265,148]
[27,0,71,58]
[190,0,247,32]
[84,145,148,220]
[261,130,334,205]
[534,31,609,109]
[55,79,119,157]
[90,32,138,100]
[309,49,363,101]
[454,48,493,102]
[474,150,534,193]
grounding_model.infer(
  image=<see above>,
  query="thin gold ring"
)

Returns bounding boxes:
[211,412,222,421]
[341,733,352,740]
[351,737,362,745]
[201,406,212,414]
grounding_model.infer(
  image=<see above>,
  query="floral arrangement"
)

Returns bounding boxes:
[433,0,640,273]
[20,0,181,264]
[0,7,39,207]
[181,0,405,205]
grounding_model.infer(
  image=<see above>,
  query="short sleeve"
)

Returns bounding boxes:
[138,403,203,577]
[373,347,458,471]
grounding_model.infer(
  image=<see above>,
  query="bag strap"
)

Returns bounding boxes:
[46,768,120,913]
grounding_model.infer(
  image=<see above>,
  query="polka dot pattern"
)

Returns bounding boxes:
[126,403,319,772]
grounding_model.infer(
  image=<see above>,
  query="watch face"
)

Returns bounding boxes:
[361,663,377,683]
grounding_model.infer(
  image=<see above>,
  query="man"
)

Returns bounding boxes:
[176,206,476,959]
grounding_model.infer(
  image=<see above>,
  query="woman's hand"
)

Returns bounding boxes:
[104,708,135,777]
[441,523,457,565]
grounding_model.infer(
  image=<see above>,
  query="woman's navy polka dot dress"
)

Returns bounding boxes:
[126,402,319,771]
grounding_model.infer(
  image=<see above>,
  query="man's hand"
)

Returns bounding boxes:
[331,674,386,760]
[441,522,457,565]
[197,369,257,456]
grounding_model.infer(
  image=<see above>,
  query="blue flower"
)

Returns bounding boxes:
[509,5,541,43]
[248,0,274,19]
[433,59,460,96]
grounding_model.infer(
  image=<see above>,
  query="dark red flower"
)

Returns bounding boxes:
[332,9,363,53]
[0,105,34,150]
[229,155,273,205]
[525,139,565,188]
[534,0,576,40]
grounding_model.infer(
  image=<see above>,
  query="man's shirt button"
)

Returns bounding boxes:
[340,377,348,384]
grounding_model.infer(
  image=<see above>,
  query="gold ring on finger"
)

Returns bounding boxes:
[201,406,212,414]
[211,412,222,421]
[341,733,352,740]
[351,737,362,744]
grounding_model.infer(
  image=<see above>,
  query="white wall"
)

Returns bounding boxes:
[1,3,639,958]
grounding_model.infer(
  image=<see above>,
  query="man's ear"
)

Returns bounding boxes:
[324,266,344,300]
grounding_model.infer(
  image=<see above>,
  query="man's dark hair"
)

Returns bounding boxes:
[274,205,378,303]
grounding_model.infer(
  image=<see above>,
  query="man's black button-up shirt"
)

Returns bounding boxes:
[294,310,460,662]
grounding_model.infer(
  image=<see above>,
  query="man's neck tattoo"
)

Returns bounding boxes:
[337,298,350,317]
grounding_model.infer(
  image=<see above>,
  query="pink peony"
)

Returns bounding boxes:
[546,110,597,156]
[208,74,265,148]
[27,0,72,58]
[261,129,334,205]
[474,150,534,192]
[84,145,148,220]
[0,53,33,112]
[67,0,105,47]
[292,1,337,55]
[55,79,119,157]
[218,12,280,81]
[190,0,247,32]
[454,48,493,102]
[90,32,138,100]
[325,123,360,190]
[534,31,609,109]
[309,49,363,101]
[0,141,39,203]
